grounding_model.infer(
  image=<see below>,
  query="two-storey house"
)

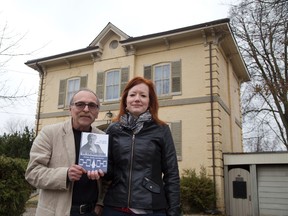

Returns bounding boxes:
[25,18,250,212]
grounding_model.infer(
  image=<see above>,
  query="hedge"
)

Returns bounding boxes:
[0,155,34,215]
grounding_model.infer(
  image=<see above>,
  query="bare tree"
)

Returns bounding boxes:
[4,118,34,134]
[229,0,288,151]
[0,20,36,107]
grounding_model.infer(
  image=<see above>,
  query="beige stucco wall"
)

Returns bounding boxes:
[41,62,94,113]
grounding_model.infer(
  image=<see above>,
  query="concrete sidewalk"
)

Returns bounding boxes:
[23,207,36,216]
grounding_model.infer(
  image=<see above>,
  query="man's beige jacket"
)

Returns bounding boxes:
[25,119,104,216]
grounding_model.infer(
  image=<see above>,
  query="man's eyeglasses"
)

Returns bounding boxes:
[71,102,99,111]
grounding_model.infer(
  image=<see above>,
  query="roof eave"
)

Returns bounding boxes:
[25,46,101,71]
[120,18,231,45]
[119,19,250,82]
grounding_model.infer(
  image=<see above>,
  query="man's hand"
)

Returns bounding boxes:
[87,169,105,180]
[67,164,86,181]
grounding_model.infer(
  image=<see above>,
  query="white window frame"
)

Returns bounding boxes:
[66,78,80,106]
[105,70,120,101]
[154,63,171,96]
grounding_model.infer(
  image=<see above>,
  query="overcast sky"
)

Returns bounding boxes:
[0,0,232,133]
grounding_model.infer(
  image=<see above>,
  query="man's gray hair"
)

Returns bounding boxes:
[69,88,100,108]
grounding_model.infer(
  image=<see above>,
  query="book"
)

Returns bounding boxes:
[78,132,109,173]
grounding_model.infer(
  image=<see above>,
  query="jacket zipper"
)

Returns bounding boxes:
[127,133,135,207]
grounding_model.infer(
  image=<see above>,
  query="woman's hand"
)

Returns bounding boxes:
[94,204,103,216]
[87,169,105,180]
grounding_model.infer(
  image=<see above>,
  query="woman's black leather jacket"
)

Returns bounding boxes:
[103,121,181,216]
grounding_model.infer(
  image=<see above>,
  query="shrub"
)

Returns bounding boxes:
[0,127,34,159]
[0,155,34,216]
[180,167,216,214]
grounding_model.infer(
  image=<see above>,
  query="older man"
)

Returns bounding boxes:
[26,89,105,216]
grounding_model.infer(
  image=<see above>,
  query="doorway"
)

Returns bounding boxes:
[228,167,252,216]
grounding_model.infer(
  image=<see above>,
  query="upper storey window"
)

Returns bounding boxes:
[109,40,118,49]
[58,76,87,108]
[96,67,129,102]
[154,64,170,96]
[144,60,181,97]
[67,78,80,105]
[106,70,120,101]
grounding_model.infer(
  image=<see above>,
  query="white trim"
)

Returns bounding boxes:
[223,152,288,165]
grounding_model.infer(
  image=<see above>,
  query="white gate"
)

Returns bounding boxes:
[228,168,252,216]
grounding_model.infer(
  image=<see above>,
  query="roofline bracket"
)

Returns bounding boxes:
[123,44,136,55]
[90,50,103,62]
[163,37,170,49]
[64,59,71,68]
[211,28,225,45]
[201,30,208,46]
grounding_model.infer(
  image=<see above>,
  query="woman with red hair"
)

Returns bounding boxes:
[102,77,180,216]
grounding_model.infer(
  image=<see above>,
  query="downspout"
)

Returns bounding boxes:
[209,42,217,211]
[35,62,44,136]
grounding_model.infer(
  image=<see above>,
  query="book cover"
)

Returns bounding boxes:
[78,132,109,173]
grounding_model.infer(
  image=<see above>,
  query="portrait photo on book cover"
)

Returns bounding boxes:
[78,132,109,172]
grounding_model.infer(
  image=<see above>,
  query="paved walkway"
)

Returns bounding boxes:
[23,207,36,216]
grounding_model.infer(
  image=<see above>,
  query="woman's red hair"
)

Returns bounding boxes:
[113,76,165,125]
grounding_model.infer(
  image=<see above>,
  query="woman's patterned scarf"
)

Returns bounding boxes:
[119,110,152,134]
